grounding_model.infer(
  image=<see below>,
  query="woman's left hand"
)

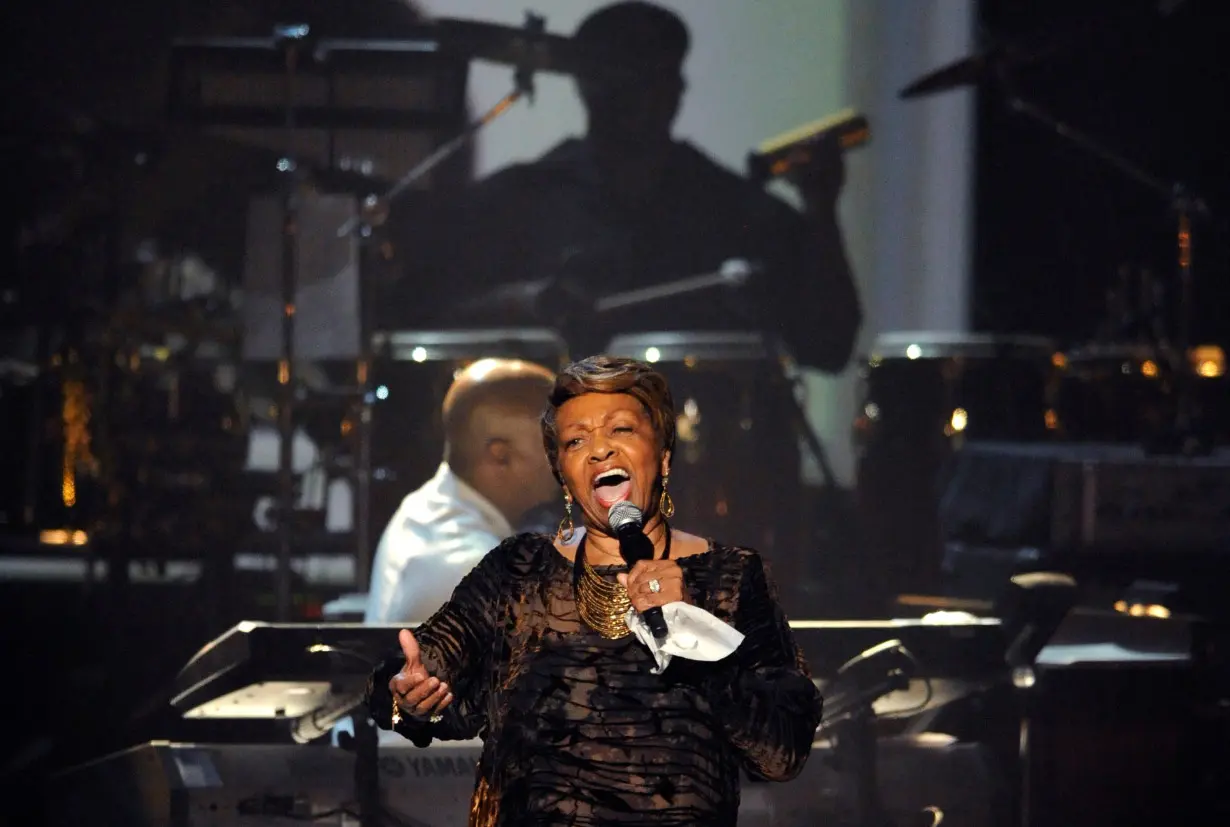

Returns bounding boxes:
[618,560,689,612]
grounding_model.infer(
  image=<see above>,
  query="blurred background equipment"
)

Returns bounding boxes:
[5,0,1230,825]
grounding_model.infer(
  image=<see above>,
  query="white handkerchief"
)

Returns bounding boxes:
[626,602,745,674]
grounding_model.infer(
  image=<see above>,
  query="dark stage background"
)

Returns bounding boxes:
[973,0,1230,349]
[1,0,1229,824]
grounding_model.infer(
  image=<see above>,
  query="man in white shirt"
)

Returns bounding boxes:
[364,358,558,623]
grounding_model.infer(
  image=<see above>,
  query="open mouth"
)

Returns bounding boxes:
[592,468,632,508]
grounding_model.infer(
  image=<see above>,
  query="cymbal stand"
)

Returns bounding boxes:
[337,13,545,238]
[998,81,1216,454]
[339,13,545,591]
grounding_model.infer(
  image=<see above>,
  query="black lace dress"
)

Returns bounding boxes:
[365,533,822,826]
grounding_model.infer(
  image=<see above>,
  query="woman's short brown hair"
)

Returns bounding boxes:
[541,355,676,483]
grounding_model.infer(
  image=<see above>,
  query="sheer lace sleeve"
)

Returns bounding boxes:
[365,536,516,744]
[699,551,823,781]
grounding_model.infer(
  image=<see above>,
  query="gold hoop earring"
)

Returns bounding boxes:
[659,477,675,519]
[557,493,575,542]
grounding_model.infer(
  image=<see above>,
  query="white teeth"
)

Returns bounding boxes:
[594,469,630,487]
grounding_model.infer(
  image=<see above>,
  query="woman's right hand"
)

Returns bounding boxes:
[389,628,453,719]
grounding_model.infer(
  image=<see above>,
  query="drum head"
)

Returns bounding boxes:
[605,331,772,367]
[373,328,569,367]
[871,331,1056,362]
[601,330,802,557]
[367,328,569,536]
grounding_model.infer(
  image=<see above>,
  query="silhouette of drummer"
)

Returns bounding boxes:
[393,1,861,372]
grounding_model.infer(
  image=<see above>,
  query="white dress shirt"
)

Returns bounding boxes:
[364,462,513,624]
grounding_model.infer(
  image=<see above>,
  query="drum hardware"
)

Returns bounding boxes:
[333,12,555,239]
[1094,264,1170,348]
[1052,342,1228,446]
[855,333,1058,605]
[168,15,452,618]
[897,4,1186,102]
[590,259,760,314]
[365,328,569,538]
[328,12,555,597]
[605,327,837,594]
[902,25,1219,457]
[159,12,567,609]
[593,260,837,490]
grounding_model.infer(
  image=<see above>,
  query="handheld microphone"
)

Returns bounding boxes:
[608,501,669,640]
[746,108,870,183]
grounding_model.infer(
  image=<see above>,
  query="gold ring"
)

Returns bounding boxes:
[429,713,444,724]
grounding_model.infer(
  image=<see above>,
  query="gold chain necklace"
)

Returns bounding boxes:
[576,542,632,640]
[573,529,670,640]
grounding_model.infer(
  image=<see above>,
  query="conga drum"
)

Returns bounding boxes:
[604,331,803,560]
[1053,343,1169,443]
[1188,344,1228,446]
[854,332,1057,602]
[1055,342,1228,446]
[366,328,570,530]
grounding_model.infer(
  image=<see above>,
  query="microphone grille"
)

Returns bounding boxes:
[608,500,643,530]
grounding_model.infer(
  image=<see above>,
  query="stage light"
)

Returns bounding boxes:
[39,529,89,547]
[949,408,968,432]
[1190,345,1224,378]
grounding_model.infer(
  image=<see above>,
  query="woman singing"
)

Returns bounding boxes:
[365,356,822,825]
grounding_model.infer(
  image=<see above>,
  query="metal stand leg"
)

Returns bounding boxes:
[1003,93,1217,456]
[274,26,307,621]
[351,713,382,827]
[832,709,894,827]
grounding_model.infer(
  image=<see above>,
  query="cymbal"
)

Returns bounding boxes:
[170,16,576,75]
[899,50,999,99]
[898,7,1164,100]
[434,16,575,74]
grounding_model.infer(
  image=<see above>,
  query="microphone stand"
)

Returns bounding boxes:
[337,13,546,238]
[997,75,1217,455]
[274,23,310,622]
[822,674,911,827]
[339,13,545,594]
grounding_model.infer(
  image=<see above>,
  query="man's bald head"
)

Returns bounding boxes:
[442,358,556,476]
